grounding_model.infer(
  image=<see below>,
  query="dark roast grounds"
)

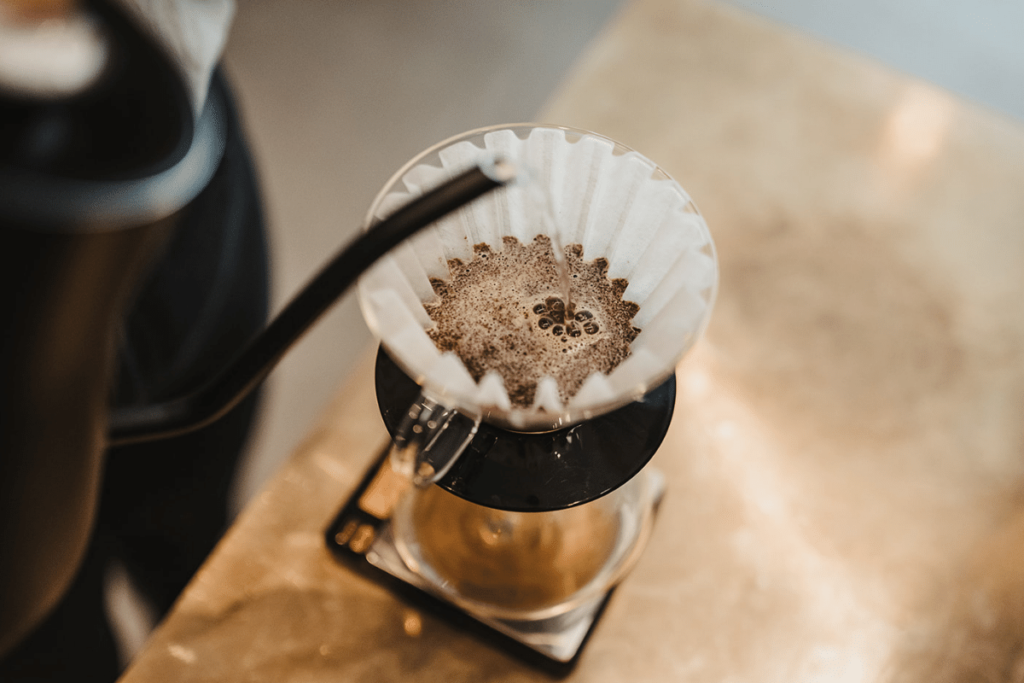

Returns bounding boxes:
[425,235,640,408]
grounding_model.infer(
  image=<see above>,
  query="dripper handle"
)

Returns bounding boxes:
[390,394,480,488]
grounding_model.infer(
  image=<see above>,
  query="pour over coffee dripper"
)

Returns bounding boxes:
[338,124,717,666]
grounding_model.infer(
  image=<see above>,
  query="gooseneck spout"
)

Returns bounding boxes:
[109,161,514,446]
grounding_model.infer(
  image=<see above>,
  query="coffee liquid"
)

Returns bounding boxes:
[425,235,640,408]
[403,483,619,611]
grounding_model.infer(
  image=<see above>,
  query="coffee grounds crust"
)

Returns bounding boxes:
[425,235,640,408]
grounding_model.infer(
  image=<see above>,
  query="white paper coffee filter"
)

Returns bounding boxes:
[359,126,716,429]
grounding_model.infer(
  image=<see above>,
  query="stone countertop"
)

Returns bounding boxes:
[120,0,1024,680]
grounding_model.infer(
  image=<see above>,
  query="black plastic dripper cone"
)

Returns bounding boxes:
[374,347,675,512]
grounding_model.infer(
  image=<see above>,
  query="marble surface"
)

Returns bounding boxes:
[119,0,1024,680]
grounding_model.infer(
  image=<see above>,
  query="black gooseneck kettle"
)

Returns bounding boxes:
[0,0,507,657]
